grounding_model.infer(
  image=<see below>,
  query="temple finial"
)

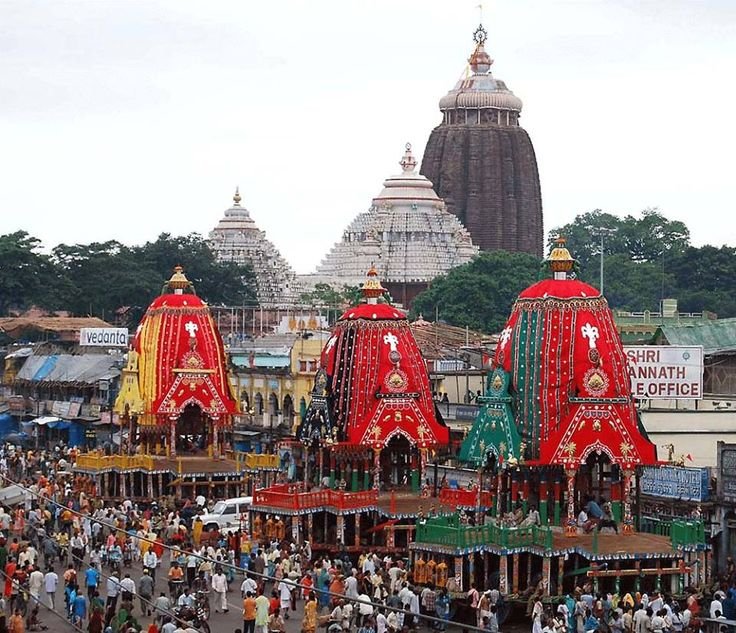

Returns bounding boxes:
[361,264,387,305]
[233,187,241,205]
[399,143,417,173]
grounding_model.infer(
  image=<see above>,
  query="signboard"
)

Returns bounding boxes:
[79,328,129,347]
[625,345,703,399]
[640,465,710,502]
[718,442,736,503]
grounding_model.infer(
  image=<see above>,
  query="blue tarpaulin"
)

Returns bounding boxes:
[33,356,58,381]
[0,414,17,437]
[68,422,84,447]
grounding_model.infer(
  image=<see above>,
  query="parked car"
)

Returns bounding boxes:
[199,496,252,533]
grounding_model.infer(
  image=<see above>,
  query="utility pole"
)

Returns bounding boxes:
[599,227,615,294]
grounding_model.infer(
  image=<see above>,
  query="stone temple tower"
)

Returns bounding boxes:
[420,24,543,256]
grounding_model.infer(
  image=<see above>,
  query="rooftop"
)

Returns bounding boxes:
[655,317,736,355]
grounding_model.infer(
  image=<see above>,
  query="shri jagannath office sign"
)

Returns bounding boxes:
[640,465,710,502]
[625,345,704,399]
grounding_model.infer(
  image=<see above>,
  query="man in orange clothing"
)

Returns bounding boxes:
[4,557,16,598]
[243,591,257,633]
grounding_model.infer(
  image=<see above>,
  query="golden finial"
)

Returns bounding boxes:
[165,265,195,294]
[361,264,387,302]
[548,236,575,275]
[233,187,241,205]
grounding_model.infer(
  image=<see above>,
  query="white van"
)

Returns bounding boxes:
[199,496,252,533]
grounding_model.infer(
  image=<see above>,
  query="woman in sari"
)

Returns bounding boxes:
[303,592,318,633]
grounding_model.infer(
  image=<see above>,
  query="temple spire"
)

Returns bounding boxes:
[233,186,242,206]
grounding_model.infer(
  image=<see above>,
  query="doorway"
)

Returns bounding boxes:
[176,404,208,454]
[381,434,412,488]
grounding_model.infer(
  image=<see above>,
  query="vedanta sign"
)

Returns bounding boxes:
[79,328,129,347]
[624,345,703,399]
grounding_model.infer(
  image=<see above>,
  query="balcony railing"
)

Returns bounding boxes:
[74,454,155,471]
[253,483,378,512]
[638,516,705,548]
[438,487,493,509]
[415,513,553,550]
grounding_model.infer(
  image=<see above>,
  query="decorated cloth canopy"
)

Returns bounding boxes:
[298,267,449,450]
[117,267,238,427]
[491,240,657,469]
[460,367,523,466]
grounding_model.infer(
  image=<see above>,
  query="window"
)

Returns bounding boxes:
[222,505,237,515]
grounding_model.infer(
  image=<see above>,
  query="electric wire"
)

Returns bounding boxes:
[0,473,487,632]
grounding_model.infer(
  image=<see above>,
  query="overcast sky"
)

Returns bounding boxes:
[1,1,735,273]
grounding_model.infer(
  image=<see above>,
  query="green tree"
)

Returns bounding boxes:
[669,245,736,317]
[49,233,256,326]
[0,232,65,315]
[590,254,674,312]
[546,210,624,271]
[299,282,361,324]
[410,251,542,333]
[549,208,690,273]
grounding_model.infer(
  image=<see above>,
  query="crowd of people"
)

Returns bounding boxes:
[0,443,464,633]
[0,443,732,633]
[527,583,736,633]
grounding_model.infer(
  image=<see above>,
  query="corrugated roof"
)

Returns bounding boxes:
[656,318,736,355]
[0,316,112,340]
[15,354,122,384]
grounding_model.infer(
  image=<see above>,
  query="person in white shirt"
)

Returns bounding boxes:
[28,568,43,604]
[211,570,228,613]
[241,576,257,598]
[649,593,663,613]
[344,572,359,600]
[357,592,374,627]
[710,594,724,620]
[362,555,376,575]
[119,573,136,599]
[106,572,121,610]
[143,550,158,581]
[43,568,58,609]
[278,579,293,618]
[376,610,387,633]
[177,588,195,608]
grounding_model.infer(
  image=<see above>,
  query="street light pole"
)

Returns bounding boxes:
[599,228,615,295]
[600,231,604,295]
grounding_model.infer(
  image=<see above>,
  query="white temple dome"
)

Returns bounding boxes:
[303,144,479,296]
[208,188,299,308]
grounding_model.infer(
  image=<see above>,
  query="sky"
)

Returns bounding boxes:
[1,0,735,273]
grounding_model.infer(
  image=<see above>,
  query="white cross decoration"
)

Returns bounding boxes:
[581,323,600,349]
[499,326,513,349]
[325,336,337,353]
[383,332,399,353]
[184,321,199,338]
